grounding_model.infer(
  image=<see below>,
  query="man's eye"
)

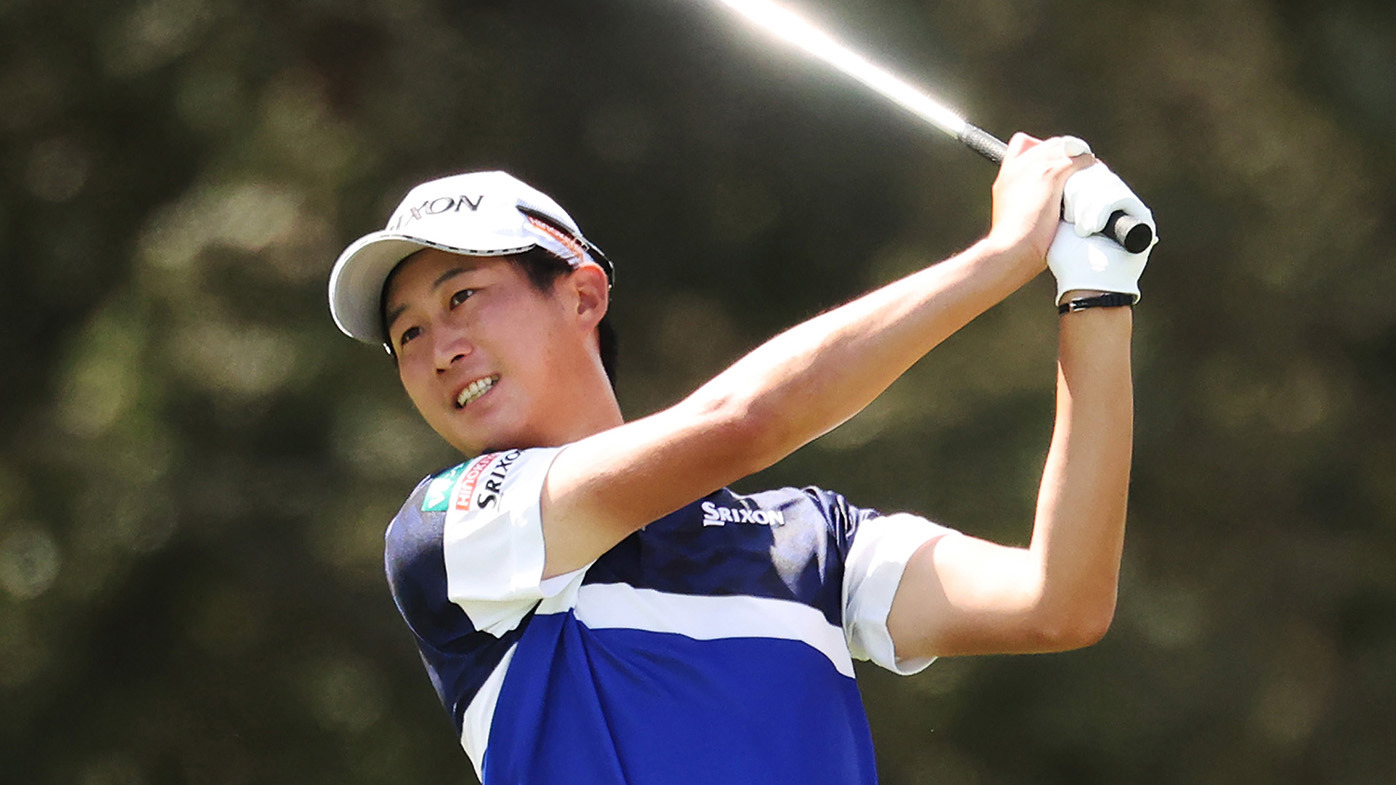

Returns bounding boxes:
[449,289,476,307]
[398,325,421,348]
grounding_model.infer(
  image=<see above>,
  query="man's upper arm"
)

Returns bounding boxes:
[885,530,1045,660]
[842,511,959,674]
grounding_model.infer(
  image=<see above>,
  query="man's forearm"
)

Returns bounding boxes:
[683,238,1041,470]
[1027,305,1134,643]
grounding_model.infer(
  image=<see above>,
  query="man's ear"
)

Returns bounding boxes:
[569,263,610,330]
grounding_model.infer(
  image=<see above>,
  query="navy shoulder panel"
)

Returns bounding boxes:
[384,467,533,731]
[796,485,882,559]
[584,486,873,628]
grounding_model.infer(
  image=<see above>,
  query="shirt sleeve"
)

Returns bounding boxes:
[436,447,569,636]
[842,511,960,675]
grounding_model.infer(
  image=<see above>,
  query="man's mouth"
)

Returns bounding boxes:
[456,375,500,409]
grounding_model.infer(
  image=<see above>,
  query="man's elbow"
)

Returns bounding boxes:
[1032,595,1117,652]
[1063,602,1116,649]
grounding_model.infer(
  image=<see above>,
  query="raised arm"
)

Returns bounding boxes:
[883,153,1152,658]
[539,134,1095,579]
[884,297,1133,657]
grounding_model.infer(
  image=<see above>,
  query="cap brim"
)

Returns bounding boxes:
[327,231,533,346]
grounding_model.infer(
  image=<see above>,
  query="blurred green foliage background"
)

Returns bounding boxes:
[3,0,1395,782]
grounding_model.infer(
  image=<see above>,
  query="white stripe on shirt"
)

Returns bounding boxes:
[568,583,856,678]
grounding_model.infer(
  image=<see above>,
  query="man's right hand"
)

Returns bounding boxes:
[985,134,1097,268]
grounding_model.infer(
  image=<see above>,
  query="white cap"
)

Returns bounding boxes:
[327,170,613,347]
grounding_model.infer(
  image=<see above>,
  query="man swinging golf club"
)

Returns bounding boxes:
[327,133,1155,784]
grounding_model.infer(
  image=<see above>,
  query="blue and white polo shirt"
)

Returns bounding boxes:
[385,447,956,784]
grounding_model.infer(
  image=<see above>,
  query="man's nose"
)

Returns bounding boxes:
[434,334,473,373]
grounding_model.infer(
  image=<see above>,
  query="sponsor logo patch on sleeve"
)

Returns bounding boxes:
[451,449,525,513]
[421,463,468,512]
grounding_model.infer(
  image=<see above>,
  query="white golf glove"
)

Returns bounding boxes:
[1047,221,1154,304]
[1060,148,1155,239]
[1048,141,1157,304]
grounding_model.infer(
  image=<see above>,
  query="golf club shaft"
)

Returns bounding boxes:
[718,0,1153,253]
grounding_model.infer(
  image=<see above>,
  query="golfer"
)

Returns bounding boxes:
[327,133,1154,784]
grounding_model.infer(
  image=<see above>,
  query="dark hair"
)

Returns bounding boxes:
[380,247,618,389]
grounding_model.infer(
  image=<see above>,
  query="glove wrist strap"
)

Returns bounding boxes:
[1058,292,1135,315]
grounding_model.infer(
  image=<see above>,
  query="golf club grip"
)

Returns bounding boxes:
[958,123,1007,163]
[956,124,1153,253]
[1103,211,1153,253]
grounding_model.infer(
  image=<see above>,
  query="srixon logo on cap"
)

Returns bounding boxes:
[388,194,485,232]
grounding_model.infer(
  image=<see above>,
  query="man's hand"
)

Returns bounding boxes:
[1049,159,1157,304]
[985,134,1096,266]
[1061,160,1155,238]
[1047,223,1154,305]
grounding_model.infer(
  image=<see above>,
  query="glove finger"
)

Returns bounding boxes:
[1064,163,1152,236]
[1062,135,1093,157]
[1077,194,1155,238]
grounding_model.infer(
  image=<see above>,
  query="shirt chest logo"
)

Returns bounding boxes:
[701,500,785,528]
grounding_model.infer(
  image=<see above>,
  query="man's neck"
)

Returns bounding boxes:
[474,383,625,456]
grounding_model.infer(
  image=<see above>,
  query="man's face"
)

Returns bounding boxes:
[382,248,586,455]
